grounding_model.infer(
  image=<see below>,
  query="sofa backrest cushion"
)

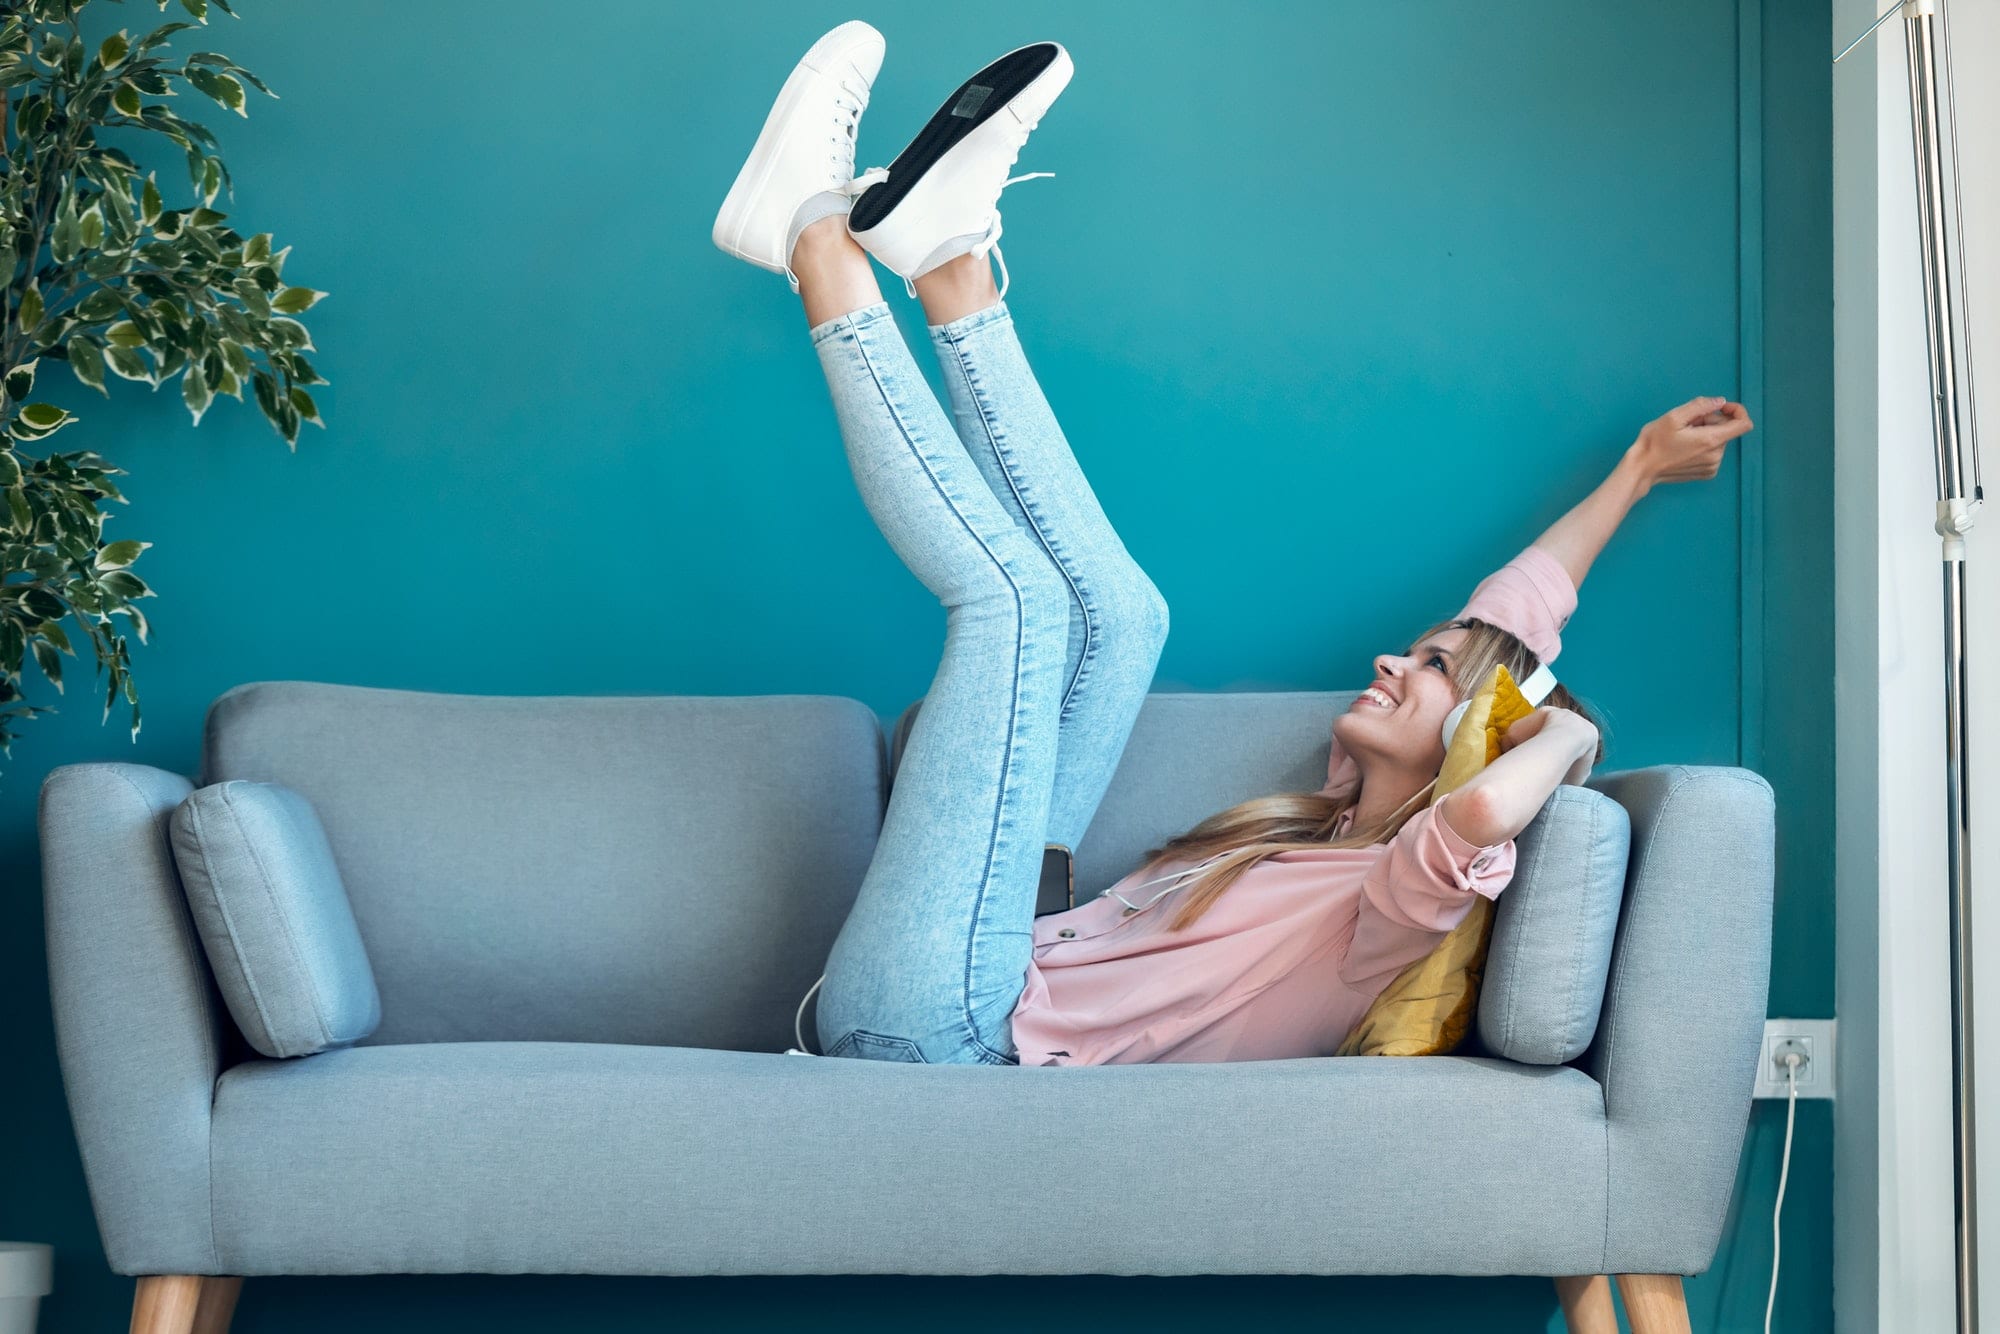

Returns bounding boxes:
[894,689,1630,1064]
[169,779,381,1058]
[200,682,887,1052]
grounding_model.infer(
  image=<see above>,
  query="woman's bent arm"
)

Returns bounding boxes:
[1437,719,1598,846]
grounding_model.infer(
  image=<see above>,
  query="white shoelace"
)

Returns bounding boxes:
[904,108,1064,302]
[781,79,891,293]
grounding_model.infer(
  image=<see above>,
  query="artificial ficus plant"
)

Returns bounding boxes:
[0,0,326,774]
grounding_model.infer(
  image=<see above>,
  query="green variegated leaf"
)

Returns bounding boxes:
[68,336,108,394]
[105,320,145,348]
[287,385,321,426]
[32,638,61,693]
[68,340,108,395]
[186,66,243,116]
[18,285,42,329]
[113,81,141,117]
[98,30,128,69]
[18,403,67,430]
[50,208,78,263]
[80,204,104,249]
[0,453,19,486]
[182,362,212,420]
[22,587,64,620]
[101,570,150,599]
[266,316,312,349]
[77,289,123,321]
[104,345,151,381]
[251,368,279,418]
[180,0,209,22]
[271,285,324,314]
[141,173,161,224]
[95,539,149,570]
[233,278,269,318]
[37,618,71,654]
[5,359,37,401]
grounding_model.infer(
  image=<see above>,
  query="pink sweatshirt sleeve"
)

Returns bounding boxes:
[1335,800,1515,994]
[1455,541,1576,664]
[1321,542,1578,797]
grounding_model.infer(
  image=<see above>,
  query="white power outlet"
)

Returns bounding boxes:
[1752,1018,1836,1100]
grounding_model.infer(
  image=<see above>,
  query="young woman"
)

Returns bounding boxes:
[712,22,1756,1068]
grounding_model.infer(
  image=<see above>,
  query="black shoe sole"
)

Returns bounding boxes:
[847,42,1062,234]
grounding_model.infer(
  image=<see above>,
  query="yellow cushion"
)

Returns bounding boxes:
[1333,662,1536,1058]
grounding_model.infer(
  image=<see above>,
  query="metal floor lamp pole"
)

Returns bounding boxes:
[1840,1,1986,1328]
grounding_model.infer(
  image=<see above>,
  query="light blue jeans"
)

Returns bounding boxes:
[808,299,1169,1066]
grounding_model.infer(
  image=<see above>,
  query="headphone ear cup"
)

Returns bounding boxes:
[1441,699,1471,750]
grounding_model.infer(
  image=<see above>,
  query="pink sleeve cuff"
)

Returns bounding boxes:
[1455,543,1577,664]
[1430,801,1514,901]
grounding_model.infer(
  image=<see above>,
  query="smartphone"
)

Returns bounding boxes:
[1035,843,1074,917]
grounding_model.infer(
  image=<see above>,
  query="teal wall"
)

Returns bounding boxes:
[2,2,1833,1330]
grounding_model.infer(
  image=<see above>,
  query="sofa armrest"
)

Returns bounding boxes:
[41,761,226,1275]
[1579,764,1775,1276]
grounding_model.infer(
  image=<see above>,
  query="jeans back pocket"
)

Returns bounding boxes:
[824,1028,929,1063]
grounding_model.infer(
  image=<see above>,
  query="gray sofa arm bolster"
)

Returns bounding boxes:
[41,761,225,1276]
[1581,765,1776,1276]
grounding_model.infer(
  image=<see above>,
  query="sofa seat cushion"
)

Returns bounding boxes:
[209,1041,1609,1276]
[169,780,380,1058]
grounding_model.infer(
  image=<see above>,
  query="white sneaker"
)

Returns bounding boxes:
[846,41,1071,301]
[712,20,891,294]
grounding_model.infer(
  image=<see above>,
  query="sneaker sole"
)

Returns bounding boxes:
[713,21,884,265]
[847,41,1067,234]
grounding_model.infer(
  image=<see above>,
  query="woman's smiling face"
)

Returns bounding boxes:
[1332,623,1472,772]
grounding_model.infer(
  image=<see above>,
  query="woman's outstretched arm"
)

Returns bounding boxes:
[1530,396,1756,591]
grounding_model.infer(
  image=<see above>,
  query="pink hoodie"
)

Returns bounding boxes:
[1007,543,1579,1066]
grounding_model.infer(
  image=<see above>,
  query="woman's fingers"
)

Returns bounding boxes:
[1693,406,1755,444]
[1668,395,1729,427]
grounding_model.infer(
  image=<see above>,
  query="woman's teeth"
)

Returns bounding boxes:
[1360,688,1394,709]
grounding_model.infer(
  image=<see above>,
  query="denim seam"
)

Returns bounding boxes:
[810,301,894,347]
[930,300,1014,342]
[941,332,1095,725]
[844,319,1035,1071]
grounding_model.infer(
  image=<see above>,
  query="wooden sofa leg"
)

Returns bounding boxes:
[193,1276,243,1334]
[1553,1274,1617,1332]
[131,1275,243,1334]
[1615,1273,1692,1334]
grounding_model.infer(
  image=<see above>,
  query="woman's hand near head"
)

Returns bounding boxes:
[1629,396,1756,493]
[1496,704,1596,756]
[1499,706,1599,786]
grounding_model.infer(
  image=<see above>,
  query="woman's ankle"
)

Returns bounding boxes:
[913,249,1000,326]
[794,216,882,327]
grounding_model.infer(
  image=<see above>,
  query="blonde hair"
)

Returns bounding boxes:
[1133,616,1605,933]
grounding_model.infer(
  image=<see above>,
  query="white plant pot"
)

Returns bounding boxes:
[0,1244,51,1334]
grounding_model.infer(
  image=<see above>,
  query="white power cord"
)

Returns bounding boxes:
[1764,1051,1802,1334]
[785,974,826,1055]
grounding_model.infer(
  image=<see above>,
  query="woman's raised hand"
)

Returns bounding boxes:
[1631,396,1756,489]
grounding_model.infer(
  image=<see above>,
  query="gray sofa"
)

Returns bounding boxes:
[41,680,1774,1331]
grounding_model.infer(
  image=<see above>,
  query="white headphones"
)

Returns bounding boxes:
[1439,660,1560,750]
